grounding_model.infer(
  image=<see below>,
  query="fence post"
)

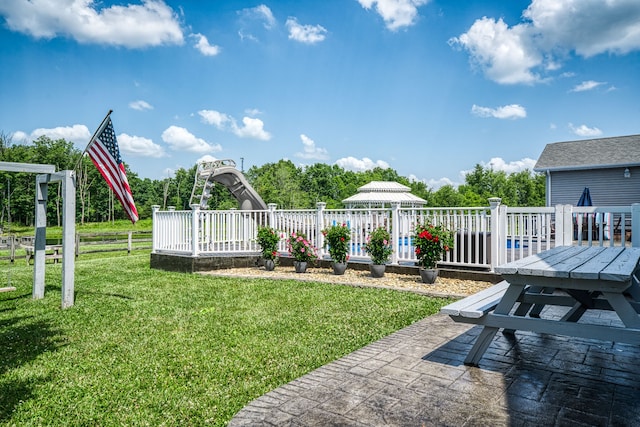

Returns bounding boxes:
[191,204,200,256]
[561,204,574,246]
[632,203,640,248]
[391,202,400,265]
[268,203,277,228]
[151,205,160,253]
[488,197,502,271]
[316,202,326,258]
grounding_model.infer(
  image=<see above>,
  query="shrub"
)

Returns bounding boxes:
[287,232,318,263]
[256,226,280,261]
[322,223,351,264]
[363,227,392,265]
[414,221,454,269]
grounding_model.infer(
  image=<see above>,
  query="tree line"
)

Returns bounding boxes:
[0,134,545,227]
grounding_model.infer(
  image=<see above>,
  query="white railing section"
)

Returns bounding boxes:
[151,201,640,271]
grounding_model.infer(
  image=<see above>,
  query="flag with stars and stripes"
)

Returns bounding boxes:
[87,113,139,223]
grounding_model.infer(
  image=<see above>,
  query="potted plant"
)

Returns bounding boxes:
[287,232,317,273]
[256,226,280,271]
[414,220,454,283]
[362,227,393,278]
[322,223,351,275]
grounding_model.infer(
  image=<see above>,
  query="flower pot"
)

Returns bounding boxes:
[263,259,275,271]
[369,264,386,278]
[294,261,308,273]
[332,262,347,275]
[419,268,438,284]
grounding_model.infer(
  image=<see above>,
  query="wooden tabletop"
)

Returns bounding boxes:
[495,245,640,283]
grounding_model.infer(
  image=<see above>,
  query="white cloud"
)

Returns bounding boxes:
[570,80,606,92]
[161,126,222,154]
[0,0,184,48]
[198,110,232,128]
[117,133,166,158]
[478,157,537,174]
[241,4,276,29]
[471,104,527,120]
[12,124,91,144]
[199,109,271,140]
[450,17,541,85]
[294,134,329,160]
[238,4,275,41]
[452,1,640,84]
[129,100,154,111]
[569,123,603,137]
[191,33,220,56]
[357,0,429,31]
[335,156,390,172]
[523,0,640,57]
[244,108,262,116]
[285,18,327,44]
[232,117,271,140]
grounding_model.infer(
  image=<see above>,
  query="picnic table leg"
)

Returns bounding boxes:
[510,285,543,318]
[561,302,588,322]
[528,287,555,318]
[464,284,526,366]
[602,292,640,329]
[464,327,500,366]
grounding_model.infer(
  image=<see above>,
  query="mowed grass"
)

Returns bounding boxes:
[0,253,452,426]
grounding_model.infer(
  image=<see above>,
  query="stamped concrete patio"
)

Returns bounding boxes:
[229,308,640,426]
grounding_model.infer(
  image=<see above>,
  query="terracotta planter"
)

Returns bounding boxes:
[419,268,438,284]
[263,259,276,271]
[332,262,347,275]
[294,261,308,273]
[369,264,386,278]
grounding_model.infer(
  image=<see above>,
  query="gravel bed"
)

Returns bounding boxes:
[199,265,494,298]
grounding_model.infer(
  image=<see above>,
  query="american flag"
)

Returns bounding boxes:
[87,115,139,223]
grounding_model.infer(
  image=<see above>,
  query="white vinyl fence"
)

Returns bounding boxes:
[152,200,640,271]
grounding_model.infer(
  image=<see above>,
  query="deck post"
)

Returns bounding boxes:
[191,204,200,256]
[316,202,326,258]
[267,203,277,228]
[151,205,160,253]
[488,198,502,271]
[390,203,400,265]
[632,203,640,248]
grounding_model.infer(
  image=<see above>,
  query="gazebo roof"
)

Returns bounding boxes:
[342,181,427,207]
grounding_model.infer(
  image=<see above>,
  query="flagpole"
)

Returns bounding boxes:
[74,109,113,174]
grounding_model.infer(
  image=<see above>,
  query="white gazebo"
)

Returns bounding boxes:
[342,181,427,208]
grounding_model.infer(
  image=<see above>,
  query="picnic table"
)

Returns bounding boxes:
[441,245,640,366]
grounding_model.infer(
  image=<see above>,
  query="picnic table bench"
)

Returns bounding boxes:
[441,245,640,366]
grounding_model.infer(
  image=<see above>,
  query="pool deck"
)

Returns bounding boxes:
[229,308,640,426]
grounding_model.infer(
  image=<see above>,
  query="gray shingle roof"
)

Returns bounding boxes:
[534,134,640,171]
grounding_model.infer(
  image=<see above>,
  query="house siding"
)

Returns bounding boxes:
[549,166,640,206]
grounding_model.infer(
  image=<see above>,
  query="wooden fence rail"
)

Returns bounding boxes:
[0,231,152,263]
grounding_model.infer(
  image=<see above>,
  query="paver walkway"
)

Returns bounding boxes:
[229,310,640,426]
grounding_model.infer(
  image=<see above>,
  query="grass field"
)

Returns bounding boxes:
[0,251,452,426]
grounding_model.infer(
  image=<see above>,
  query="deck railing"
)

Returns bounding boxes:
[151,201,640,271]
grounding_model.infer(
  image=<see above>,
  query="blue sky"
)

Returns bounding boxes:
[1,0,639,188]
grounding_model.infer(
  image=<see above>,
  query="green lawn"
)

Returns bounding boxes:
[1,252,452,426]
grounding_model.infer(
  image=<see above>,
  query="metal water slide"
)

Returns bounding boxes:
[189,159,267,210]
